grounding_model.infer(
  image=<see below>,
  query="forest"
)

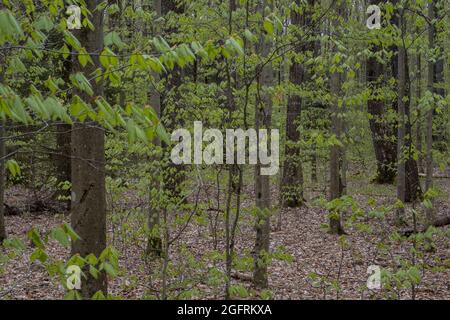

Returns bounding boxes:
[0,0,449,301]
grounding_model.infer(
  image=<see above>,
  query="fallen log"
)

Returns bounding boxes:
[401,215,450,236]
[231,272,253,282]
[433,215,450,228]
[418,173,450,179]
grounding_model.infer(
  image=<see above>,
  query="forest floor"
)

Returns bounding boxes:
[1,170,449,300]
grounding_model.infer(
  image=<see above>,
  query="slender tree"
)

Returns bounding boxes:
[329,0,346,235]
[415,48,424,173]
[146,0,163,257]
[281,0,316,207]
[366,1,397,184]
[0,0,7,244]
[425,0,444,225]
[393,1,422,203]
[224,0,237,299]
[396,4,407,220]
[253,0,273,289]
[70,0,107,298]
[0,122,5,244]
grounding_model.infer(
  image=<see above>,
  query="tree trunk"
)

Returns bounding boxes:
[392,2,422,204]
[70,0,107,298]
[310,36,321,185]
[281,0,315,207]
[145,0,163,258]
[396,8,407,220]
[0,1,7,243]
[253,0,273,289]
[431,1,445,152]
[425,0,442,225]
[329,1,345,235]
[367,0,397,184]
[415,52,424,173]
[404,49,422,203]
[367,59,397,183]
[160,0,186,203]
[225,0,237,299]
[425,1,435,225]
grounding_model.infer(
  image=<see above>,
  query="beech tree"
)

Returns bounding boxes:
[253,0,274,289]
[366,0,397,184]
[280,0,316,208]
[328,0,346,235]
[70,0,107,298]
[0,0,7,244]
[425,0,445,225]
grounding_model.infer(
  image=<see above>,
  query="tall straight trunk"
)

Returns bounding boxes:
[396,8,407,220]
[425,0,440,225]
[253,0,273,289]
[310,33,321,185]
[160,0,185,202]
[403,49,422,202]
[70,0,107,298]
[416,52,424,173]
[225,0,237,299]
[329,1,345,235]
[281,0,315,207]
[431,1,445,152]
[367,0,397,184]
[0,3,7,243]
[146,0,163,257]
[391,1,421,203]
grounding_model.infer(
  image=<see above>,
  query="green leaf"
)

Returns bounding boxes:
[263,18,274,35]
[102,262,118,277]
[50,227,70,247]
[126,119,137,144]
[408,266,421,285]
[146,56,166,73]
[71,73,94,96]
[225,37,244,56]
[3,237,26,250]
[156,123,170,144]
[63,30,81,50]
[30,248,48,263]
[152,36,171,53]
[10,96,30,124]
[6,159,21,177]
[62,223,80,241]
[89,265,99,279]
[44,77,60,94]
[244,29,257,43]
[27,228,45,249]
[85,253,98,266]
[229,284,249,298]
[0,10,24,44]
[104,31,125,49]
[34,15,53,31]
[422,199,433,209]
[78,48,92,67]
[91,291,106,300]
[100,47,119,68]
[260,289,273,300]
[64,290,82,300]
